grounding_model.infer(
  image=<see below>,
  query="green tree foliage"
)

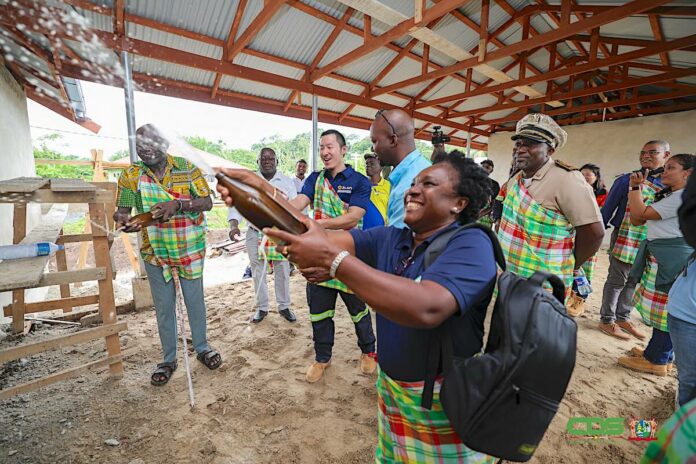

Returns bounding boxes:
[185,136,257,170]
[109,149,129,161]
[33,134,94,180]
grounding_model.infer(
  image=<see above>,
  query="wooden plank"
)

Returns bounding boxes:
[38,267,106,287]
[3,294,101,316]
[0,321,127,363]
[56,233,94,244]
[0,189,114,204]
[0,204,68,292]
[89,201,123,376]
[0,347,136,400]
[54,230,72,313]
[25,316,80,326]
[50,178,97,192]
[0,177,48,193]
[11,203,27,334]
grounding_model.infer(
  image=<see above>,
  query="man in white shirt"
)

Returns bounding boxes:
[228,148,297,323]
[294,159,308,194]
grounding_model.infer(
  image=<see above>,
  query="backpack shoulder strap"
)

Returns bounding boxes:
[424,223,506,271]
[421,223,505,409]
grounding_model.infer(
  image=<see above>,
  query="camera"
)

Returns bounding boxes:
[431,126,450,145]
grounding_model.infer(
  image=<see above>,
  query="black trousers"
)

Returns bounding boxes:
[306,283,376,362]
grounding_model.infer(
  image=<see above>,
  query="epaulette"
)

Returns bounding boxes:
[554,159,577,171]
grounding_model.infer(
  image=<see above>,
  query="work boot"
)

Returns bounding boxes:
[360,352,378,375]
[617,321,646,340]
[628,347,673,371]
[618,355,669,376]
[598,322,630,340]
[566,293,585,318]
[306,360,330,383]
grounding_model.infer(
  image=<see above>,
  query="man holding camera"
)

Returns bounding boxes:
[370,109,431,228]
[598,140,668,340]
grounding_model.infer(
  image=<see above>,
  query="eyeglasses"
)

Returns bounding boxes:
[376,109,397,136]
[640,150,663,156]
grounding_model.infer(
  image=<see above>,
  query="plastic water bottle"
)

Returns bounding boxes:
[0,242,64,260]
[573,268,592,298]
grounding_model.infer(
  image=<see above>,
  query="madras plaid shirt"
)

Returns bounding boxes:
[116,155,211,279]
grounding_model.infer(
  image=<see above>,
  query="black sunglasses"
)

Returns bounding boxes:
[376,109,397,136]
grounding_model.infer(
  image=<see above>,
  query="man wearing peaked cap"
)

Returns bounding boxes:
[496,113,605,312]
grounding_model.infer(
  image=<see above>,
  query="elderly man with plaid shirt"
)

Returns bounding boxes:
[114,124,222,386]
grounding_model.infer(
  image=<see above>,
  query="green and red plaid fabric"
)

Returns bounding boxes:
[258,233,285,262]
[611,180,660,264]
[633,253,670,332]
[376,368,495,463]
[641,398,696,464]
[581,253,598,283]
[312,171,361,294]
[498,177,575,300]
[138,167,206,282]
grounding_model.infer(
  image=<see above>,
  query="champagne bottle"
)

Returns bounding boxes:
[215,171,307,236]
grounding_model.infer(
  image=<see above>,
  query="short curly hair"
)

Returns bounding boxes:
[434,150,490,224]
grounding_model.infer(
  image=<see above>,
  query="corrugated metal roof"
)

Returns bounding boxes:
[2,0,693,149]
[127,0,239,41]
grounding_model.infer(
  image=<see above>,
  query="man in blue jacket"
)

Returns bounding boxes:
[598,140,668,340]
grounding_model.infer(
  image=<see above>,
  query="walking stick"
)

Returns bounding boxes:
[172,268,196,411]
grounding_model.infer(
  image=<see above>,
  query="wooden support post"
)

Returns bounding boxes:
[55,227,72,312]
[422,44,429,75]
[74,214,91,288]
[589,27,600,61]
[11,203,27,334]
[88,201,123,376]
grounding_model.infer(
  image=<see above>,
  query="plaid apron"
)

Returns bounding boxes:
[581,254,598,283]
[633,253,669,332]
[139,173,206,282]
[376,369,495,463]
[257,233,286,262]
[313,170,361,293]
[641,400,696,464]
[611,180,660,264]
[498,177,575,300]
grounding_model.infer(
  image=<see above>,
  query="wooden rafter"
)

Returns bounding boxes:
[648,14,671,66]
[212,0,248,98]
[227,1,287,61]
[310,0,471,81]
[373,0,672,97]
[414,33,696,109]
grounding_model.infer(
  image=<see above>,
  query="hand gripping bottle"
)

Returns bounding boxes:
[572,268,592,298]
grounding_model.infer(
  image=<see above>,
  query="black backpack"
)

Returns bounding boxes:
[421,223,577,462]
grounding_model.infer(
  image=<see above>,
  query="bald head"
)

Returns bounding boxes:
[370,109,417,167]
[135,124,169,167]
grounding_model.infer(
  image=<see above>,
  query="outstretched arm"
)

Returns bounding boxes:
[266,221,459,329]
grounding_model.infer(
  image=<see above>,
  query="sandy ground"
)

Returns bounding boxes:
[0,244,678,463]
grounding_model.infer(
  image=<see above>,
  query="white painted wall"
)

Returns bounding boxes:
[0,65,41,309]
[486,110,696,188]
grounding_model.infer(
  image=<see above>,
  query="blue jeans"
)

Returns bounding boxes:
[668,314,696,406]
[145,262,211,363]
[643,328,673,365]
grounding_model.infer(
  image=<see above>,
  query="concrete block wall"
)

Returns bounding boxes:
[486,110,696,188]
[0,65,41,309]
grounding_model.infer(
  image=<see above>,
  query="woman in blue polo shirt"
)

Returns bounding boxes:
[263,153,497,462]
